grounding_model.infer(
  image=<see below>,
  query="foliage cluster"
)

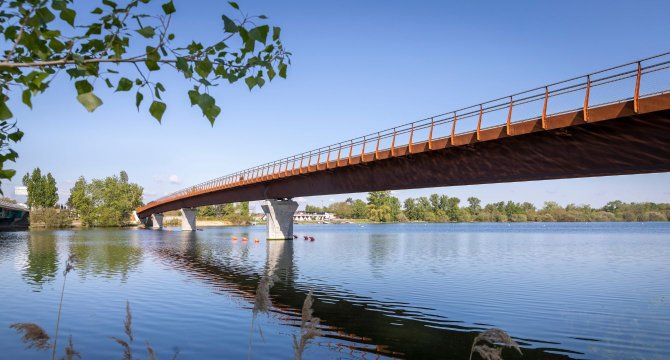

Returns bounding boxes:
[306,193,670,223]
[196,201,251,225]
[22,167,58,208]
[0,0,289,184]
[67,170,142,226]
[28,207,71,228]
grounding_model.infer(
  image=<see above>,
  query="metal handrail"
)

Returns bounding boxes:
[142,52,670,207]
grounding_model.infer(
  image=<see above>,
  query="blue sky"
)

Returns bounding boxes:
[4,0,670,212]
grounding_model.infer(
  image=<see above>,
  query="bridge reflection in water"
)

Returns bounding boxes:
[156,232,578,359]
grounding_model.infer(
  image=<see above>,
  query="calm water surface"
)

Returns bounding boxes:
[0,223,668,359]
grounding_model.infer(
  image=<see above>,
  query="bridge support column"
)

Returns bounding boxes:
[261,199,298,240]
[180,208,197,231]
[151,213,164,230]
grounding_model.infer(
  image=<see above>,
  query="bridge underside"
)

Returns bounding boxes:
[137,95,670,218]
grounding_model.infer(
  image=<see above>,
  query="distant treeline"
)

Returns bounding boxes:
[195,202,252,225]
[306,192,670,223]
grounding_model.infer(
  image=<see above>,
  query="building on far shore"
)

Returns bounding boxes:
[293,211,335,222]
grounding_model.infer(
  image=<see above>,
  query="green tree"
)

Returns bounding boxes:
[351,199,368,219]
[467,196,481,215]
[67,171,143,226]
[0,0,290,184]
[22,167,58,208]
[367,191,401,222]
[305,204,325,213]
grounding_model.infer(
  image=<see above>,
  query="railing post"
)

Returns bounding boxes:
[450,112,457,145]
[326,146,331,169]
[583,75,591,122]
[634,61,642,113]
[375,132,380,159]
[361,136,366,162]
[408,123,414,154]
[506,96,513,136]
[542,86,549,129]
[272,162,277,179]
[307,151,312,171]
[336,143,342,167]
[347,140,353,165]
[476,105,483,141]
[391,128,396,156]
[299,154,304,174]
[291,156,296,175]
[428,118,434,150]
[316,149,321,170]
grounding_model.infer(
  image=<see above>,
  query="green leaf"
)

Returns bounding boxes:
[49,38,65,53]
[195,58,212,78]
[36,7,56,23]
[22,90,33,109]
[91,7,103,14]
[149,101,166,123]
[162,1,176,14]
[229,1,240,10]
[222,15,237,33]
[244,76,257,90]
[0,169,16,180]
[188,89,199,106]
[76,92,103,112]
[248,25,269,44]
[60,8,76,26]
[8,130,24,142]
[0,101,13,120]
[196,93,220,125]
[273,26,281,41]
[102,0,118,8]
[52,0,67,11]
[145,60,159,71]
[104,78,113,88]
[278,63,287,79]
[116,77,133,92]
[135,91,144,110]
[176,57,188,71]
[74,80,93,95]
[136,26,155,38]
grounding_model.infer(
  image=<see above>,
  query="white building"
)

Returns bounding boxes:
[293,211,335,222]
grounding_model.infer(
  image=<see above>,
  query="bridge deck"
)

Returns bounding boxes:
[137,92,670,218]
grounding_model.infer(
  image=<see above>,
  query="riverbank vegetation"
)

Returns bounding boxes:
[307,192,670,223]
[194,202,252,225]
[67,171,143,227]
[21,168,71,228]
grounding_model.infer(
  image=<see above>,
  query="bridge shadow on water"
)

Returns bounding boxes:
[154,231,580,359]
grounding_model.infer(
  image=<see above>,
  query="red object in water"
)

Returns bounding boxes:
[303,235,309,240]
[309,236,315,241]
[254,238,260,243]
[293,235,298,239]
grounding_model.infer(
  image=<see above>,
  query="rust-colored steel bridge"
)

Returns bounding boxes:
[137,53,670,221]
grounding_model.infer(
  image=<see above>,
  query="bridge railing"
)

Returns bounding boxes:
[144,52,670,208]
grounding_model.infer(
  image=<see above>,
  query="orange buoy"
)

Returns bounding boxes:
[231,236,238,241]
[254,238,260,243]
[242,237,248,242]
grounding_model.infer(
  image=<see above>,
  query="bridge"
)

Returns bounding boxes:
[137,52,670,239]
[0,200,29,230]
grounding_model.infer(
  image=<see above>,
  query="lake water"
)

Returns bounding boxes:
[0,223,668,359]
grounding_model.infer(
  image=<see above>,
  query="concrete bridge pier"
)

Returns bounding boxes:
[261,199,299,240]
[151,213,164,230]
[180,208,197,231]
